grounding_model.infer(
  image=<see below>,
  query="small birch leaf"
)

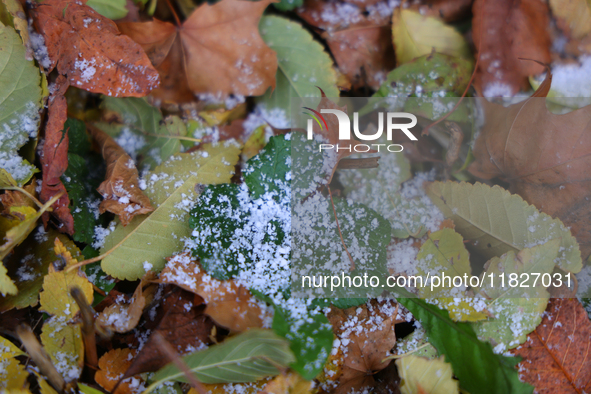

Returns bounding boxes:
[396,355,459,394]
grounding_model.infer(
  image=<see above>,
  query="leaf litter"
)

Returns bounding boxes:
[1,0,591,393]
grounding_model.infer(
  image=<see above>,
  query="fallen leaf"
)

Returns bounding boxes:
[39,77,74,234]
[396,355,459,394]
[392,8,470,65]
[472,0,551,96]
[96,277,151,333]
[549,0,591,40]
[257,15,339,117]
[297,0,395,89]
[467,90,591,259]
[121,288,215,378]
[1,0,32,59]
[259,371,314,394]
[87,125,154,226]
[0,357,29,391]
[157,253,269,332]
[95,348,140,394]
[30,0,159,96]
[100,143,239,280]
[86,0,129,20]
[327,300,401,393]
[0,261,17,296]
[118,0,277,103]
[512,298,591,393]
[409,0,473,22]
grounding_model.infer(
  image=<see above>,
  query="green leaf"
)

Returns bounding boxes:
[398,296,534,394]
[395,328,438,359]
[243,134,291,200]
[272,0,302,11]
[146,329,295,392]
[258,15,338,117]
[427,181,582,273]
[271,305,333,380]
[472,240,559,352]
[392,9,470,65]
[0,24,41,185]
[86,0,128,19]
[101,144,240,280]
[396,355,459,394]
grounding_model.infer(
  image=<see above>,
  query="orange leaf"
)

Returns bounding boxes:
[472,0,551,96]
[95,348,140,394]
[511,298,591,393]
[118,0,277,103]
[156,253,270,332]
[87,125,153,226]
[30,0,159,97]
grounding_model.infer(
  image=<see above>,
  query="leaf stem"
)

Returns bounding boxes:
[0,186,44,209]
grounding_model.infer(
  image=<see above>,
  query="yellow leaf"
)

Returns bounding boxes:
[549,0,591,39]
[396,355,459,394]
[0,168,18,187]
[38,238,93,318]
[95,348,139,394]
[259,372,316,394]
[392,9,470,65]
[35,372,59,394]
[40,318,84,383]
[242,125,266,161]
[0,357,29,391]
[0,335,25,359]
[0,261,17,296]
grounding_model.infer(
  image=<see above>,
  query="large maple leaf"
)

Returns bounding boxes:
[31,0,159,97]
[512,298,591,393]
[118,0,278,104]
[468,78,591,260]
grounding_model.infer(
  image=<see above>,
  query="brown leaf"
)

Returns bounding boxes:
[326,300,401,393]
[467,81,591,259]
[118,0,277,104]
[122,288,216,378]
[298,0,395,89]
[410,0,473,22]
[39,77,74,234]
[511,298,591,393]
[30,0,159,96]
[95,348,141,394]
[87,125,153,225]
[156,253,270,332]
[0,182,38,214]
[472,0,551,96]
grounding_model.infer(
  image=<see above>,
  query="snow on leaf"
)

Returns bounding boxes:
[427,181,582,274]
[512,298,591,393]
[0,356,29,390]
[396,355,459,394]
[100,142,240,280]
[95,348,140,394]
[257,15,339,118]
[392,8,470,65]
[0,24,42,185]
[30,0,159,96]
[40,318,84,384]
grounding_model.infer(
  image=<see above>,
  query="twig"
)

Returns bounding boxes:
[327,187,355,272]
[70,287,98,370]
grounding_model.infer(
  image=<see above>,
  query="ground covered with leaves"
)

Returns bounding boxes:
[1,0,591,393]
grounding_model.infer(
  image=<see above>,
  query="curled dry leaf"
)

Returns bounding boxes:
[472,0,551,96]
[120,288,216,378]
[468,80,591,260]
[324,300,401,393]
[96,273,156,333]
[95,348,141,394]
[297,0,395,89]
[39,77,74,235]
[117,0,277,103]
[156,253,269,332]
[30,0,159,96]
[511,298,591,393]
[87,125,153,226]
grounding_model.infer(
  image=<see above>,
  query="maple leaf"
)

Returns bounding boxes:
[326,300,401,393]
[117,0,277,103]
[30,0,159,97]
[468,82,591,260]
[40,77,74,235]
[472,0,551,96]
[87,125,153,226]
[512,298,591,393]
[297,0,395,89]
